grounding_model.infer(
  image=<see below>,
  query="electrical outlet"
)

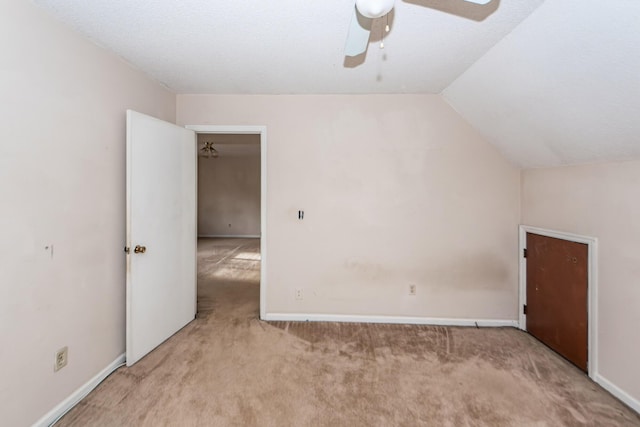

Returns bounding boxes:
[295,288,303,301]
[54,346,68,372]
[409,284,417,296]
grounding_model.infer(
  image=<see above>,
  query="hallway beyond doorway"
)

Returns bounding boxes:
[197,237,260,318]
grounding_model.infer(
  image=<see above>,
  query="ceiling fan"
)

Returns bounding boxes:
[200,141,219,159]
[345,0,492,56]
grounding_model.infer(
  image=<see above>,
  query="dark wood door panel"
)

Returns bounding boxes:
[526,233,588,372]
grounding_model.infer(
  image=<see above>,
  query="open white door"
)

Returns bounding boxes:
[126,110,197,366]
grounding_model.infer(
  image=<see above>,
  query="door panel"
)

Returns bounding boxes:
[126,110,197,366]
[526,233,588,371]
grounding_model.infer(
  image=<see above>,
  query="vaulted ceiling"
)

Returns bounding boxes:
[445,0,640,168]
[32,0,543,93]
[32,0,640,168]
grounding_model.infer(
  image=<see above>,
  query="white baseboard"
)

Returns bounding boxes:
[595,374,640,414]
[198,234,261,238]
[263,313,519,328]
[33,353,125,427]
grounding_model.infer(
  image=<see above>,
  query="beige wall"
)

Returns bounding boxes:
[0,1,175,425]
[198,154,261,236]
[522,161,640,407]
[178,95,521,320]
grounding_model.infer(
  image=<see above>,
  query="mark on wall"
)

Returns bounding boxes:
[420,253,511,291]
[344,257,386,281]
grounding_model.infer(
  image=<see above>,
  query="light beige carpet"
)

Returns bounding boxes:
[57,238,640,426]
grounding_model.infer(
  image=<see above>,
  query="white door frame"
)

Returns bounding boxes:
[186,125,267,320]
[519,225,599,379]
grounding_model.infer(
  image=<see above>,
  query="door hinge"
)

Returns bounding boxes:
[523,304,528,315]
[124,246,130,254]
[523,248,528,258]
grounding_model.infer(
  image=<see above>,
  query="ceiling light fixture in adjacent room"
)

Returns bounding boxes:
[201,141,219,159]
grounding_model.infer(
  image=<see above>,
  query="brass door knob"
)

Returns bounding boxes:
[134,245,147,254]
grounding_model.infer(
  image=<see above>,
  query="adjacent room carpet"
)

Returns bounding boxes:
[57,238,640,426]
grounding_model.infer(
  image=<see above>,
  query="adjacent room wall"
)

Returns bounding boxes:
[0,1,175,425]
[178,95,521,321]
[522,161,640,410]
[198,151,261,237]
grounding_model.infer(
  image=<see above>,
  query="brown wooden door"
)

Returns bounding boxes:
[526,233,588,372]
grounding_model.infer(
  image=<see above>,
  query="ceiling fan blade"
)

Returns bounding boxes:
[345,5,372,57]
[462,0,492,4]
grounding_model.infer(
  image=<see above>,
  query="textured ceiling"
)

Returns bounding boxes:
[444,0,640,168]
[32,0,543,94]
[31,0,638,168]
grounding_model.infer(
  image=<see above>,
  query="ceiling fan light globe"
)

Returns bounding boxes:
[355,0,394,18]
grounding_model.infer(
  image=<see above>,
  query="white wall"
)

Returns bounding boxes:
[178,95,521,321]
[522,161,640,410]
[198,154,261,236]
[0,1,175,425]
[444,1,640,169]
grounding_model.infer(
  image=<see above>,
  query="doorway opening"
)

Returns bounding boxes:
[519,225,598,378]
[187,125,267,320]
